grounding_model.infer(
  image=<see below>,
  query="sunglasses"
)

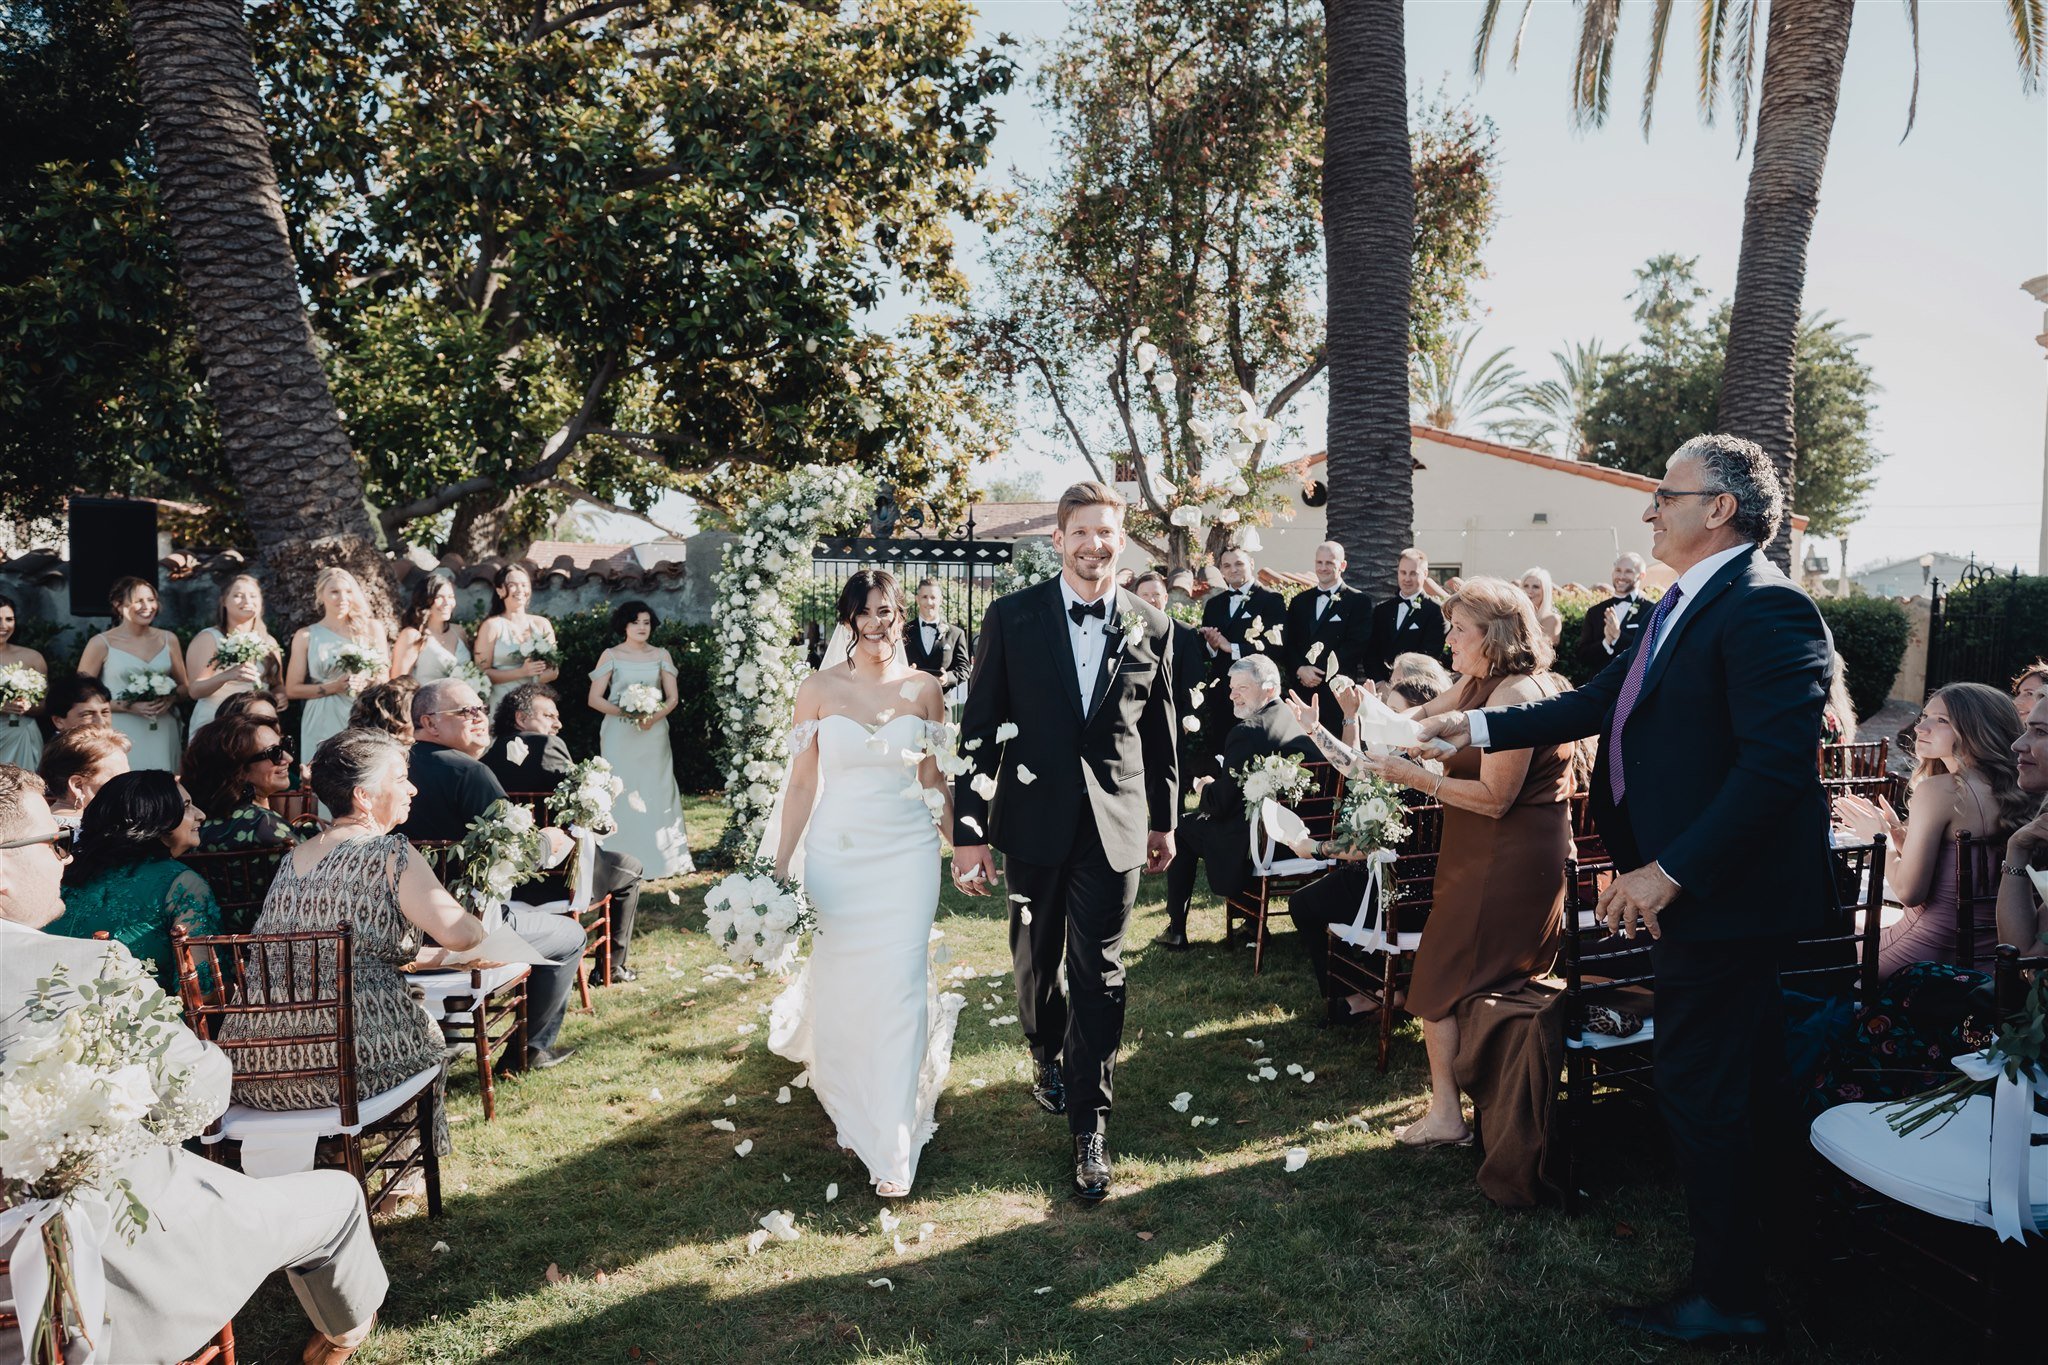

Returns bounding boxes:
[428,705,489,721]
[248,743,295,765]
[0,828,75,863]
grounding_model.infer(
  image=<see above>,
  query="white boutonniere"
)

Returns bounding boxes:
[506,737,530,766]
[1119,610,1145,651]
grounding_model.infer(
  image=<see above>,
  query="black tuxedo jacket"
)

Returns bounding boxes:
[1364,595,1447,681]
[1199,584,1288,681]
[1483,548,1833,942]
[1283,584,1373,696]
[905,618,970,691]
[1575,593,1650,678]
[1196,699,1322,900]
[484,732,576,797]
[952,579,1179,871]
[1167,620,1206,719]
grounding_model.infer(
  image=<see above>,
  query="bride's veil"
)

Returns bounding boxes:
[752,621,912,878]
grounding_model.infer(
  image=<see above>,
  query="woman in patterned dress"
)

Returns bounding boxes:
[391,573,474,684]
[223,728,485,1153]
[186,574,283,732]
[78,576,189,774]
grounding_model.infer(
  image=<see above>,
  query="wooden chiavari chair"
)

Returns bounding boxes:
[181,845,289,934]
[1222,760,1345,975]
[1953,830,2007,972]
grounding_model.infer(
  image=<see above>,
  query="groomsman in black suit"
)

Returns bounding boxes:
[1576,551,1652,677]
[1282,540,1373,728]
[1196,545,1286,741]
[904,577,970,691]
[1416,436,1832,1346]
[1134,570,1207,801]
[1157,654,1320,949]
[1363,547,1446,681]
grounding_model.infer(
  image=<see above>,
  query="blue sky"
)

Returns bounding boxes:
[611,2,2046,576]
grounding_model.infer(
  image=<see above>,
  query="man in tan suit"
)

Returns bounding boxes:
[0,766,386,1365]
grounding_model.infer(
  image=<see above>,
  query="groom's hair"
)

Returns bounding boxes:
[1056,480,1124,531]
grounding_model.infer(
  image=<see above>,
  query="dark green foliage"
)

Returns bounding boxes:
[548,608,726,794]
[1929,574,2048,695]
[1815,596,1912,717]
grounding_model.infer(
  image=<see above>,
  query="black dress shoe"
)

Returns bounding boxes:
[1608,1294,1772,1345]
[604,965,637,984]
[526,1044,578,1070]
[1153,927,1190,952]
[1031,1061,1067,1115]
[1072,1133,1111,1204]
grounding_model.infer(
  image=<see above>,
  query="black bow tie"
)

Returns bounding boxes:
[1317,588,1336,598]
[1068,599,1107,626]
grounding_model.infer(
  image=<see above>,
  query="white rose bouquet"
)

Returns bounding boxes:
[703,859,816,974]
[518,627,560,667]
[617,683,664,723]
[330,643,383,696]
[0,662,47,726]
[549,756,623,838]
[0,955,217,1363]
[1232,751,1311,822]
[450,799,546,914]
[1329,772,1409,858]
[210,632,273,671]
[451,660,492,694]
[109,669,176,730]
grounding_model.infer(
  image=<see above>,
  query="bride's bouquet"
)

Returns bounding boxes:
[109,669,177,729]
[450,799,546,915]
[329,643,383,696]
[617,682,664,722]
[1329,772,1409,858]
[704,860,815,974]
[548,756,622,838]
[0,955,217,1363]
[1233,751,1311,822]
[211,631,273,671]
[0,662,47,727]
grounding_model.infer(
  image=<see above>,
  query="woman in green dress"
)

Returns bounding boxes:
[49,768,221,995]
[474,564,559,714]
[588,600,693,877]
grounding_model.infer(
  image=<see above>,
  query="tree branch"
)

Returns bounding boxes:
[524,1,642,42]
[1020,345,1114,488]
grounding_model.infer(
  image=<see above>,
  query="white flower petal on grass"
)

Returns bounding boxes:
[759,1210,801,1242]
[1346,1115,1371,1131]
[734,1139,754,1157]
[746,1230,772,1255]
[827,1183,840,1202]
[651,1085,665,1099]
[1283,1148,1309,1173]
[1285,1063,1301,1075]
[711,1118,737,1132]
[737,1023,757,1035]
[1300,1071,1316,1084]
[1254,1057,1272,1065]
[1168,1091,1193,1113]
[1033,1286,1053,1296]
[432,1241,451,1254]
[724,1094,737,1106]
[918,1222,935,1243]
[879,1210,900,1233]
[1015,765,1036,785]
[970,1077,987,1088]
[776,1086,792,1104]
[791,1071,810,1089]
[893,1235,907,1254]
[1258,1066,1278,1081]
[1245,1038,1264,1047]
[868,1278,894,1291]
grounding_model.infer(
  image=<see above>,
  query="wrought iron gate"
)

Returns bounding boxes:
[804,536,1012,669]
[1924,557,2023,698]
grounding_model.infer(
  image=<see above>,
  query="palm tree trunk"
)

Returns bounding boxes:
[127,0,393,625]
[1716,0,1854,572]
[1322,0,1416,597]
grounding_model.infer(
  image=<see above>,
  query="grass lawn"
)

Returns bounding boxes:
[228,795,1950,1363]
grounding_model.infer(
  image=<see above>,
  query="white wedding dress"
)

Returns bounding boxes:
[768,712,964,1193]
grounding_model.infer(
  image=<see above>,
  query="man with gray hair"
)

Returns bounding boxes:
[1157,653,1320,950]
[1577,549,1652,675]
[1416,433,1831,1345]
[0,765,388,1363]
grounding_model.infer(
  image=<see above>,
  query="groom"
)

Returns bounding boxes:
[952,481,1179,1203]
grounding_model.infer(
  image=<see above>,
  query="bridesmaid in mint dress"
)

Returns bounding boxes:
[587,600,693,878]
[474,564,559,714]
[78,576,188,774]
[0,595,48,771]
[186,574,282,732]
[285,567,389,768]
[391,574,474,684]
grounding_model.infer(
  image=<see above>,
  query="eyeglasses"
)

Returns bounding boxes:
[0,828,75,863]
[248,743,294,765]
[428,705,488,721]
[1649,487,1724,511]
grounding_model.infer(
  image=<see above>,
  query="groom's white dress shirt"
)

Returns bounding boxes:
[1060,576,1113,706]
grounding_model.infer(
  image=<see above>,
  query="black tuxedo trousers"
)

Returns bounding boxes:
[1005,809,1140,1136]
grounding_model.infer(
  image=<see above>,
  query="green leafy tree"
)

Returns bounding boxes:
[1583,257,1882,537]
[1409,327,1523,437]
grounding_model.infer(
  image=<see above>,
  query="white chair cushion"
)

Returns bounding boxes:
[1810,1096,2048,1230]
[510,897,576,916]
[413,964,530,1025]
[216,1062,443,1178]
[1567,1018,1654,1050]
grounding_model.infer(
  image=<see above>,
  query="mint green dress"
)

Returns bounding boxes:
[48,857,223,996]
[597,652,693,877]
[101,637,183,773]
[487,616,556,710]
[301,623,383,762]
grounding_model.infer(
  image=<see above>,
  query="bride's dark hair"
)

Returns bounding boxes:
[834,569,904,657]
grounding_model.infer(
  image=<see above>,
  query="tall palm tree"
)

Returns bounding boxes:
[1497,338,1607,459]
[1323,0,1416,595]
[1473,0,2043,568]
[126,0,391,620]
[1410,329,1525,436]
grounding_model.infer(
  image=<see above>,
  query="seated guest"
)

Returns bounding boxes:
[1364,548,1446,681]
[349,677,419,745]
[1835,682,2029,978]
[2012,660,2048,725]
[48,769,222,996]
[1519,567,1564,649]
[215,687,285,728]
[1156,655,1319,950]
[38,723,131,827]
[0,765,387,1365]
[187,714,302,852]
[1384,652,1452,709]
[223,730,488,1162]
[1995,690,2048,950]
[400,679,598,1054]
[1574,552,1650,677]
[485,682,574,793]
[1280,680,1390,1026]
[1292,576,1576,1145]
[43,672,115,734]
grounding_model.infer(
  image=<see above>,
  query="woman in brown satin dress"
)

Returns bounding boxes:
[1340,576,1577,1147]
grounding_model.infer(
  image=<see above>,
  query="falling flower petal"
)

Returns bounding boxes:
[1015,765,1036,785]
[1018,907,1032,925]
[1181,715,1201,733]
[960,815,984,836]
[995,722,1019,743]
[1009,894,1031,903]
[1129,326,1150,343]
[970,774,998,801]
[1239,528,1263,553]
[1306,642,1325,663]
[1135,341,1159,373]
[1284,1148,1309,1173]
[1196,323,1215,344]
[711,1118,737,1132]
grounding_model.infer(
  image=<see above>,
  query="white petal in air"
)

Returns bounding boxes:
[1015,765,1036,785]
[1181,715,1200,733]
[995,722,1019,743]
[1239,528,1263,553]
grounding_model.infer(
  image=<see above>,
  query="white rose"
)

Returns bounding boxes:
[502,806,536,833]
[99,1063,159,1123]
[489,859,518,888]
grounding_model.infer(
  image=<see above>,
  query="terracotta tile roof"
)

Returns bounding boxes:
[522,541,635,573]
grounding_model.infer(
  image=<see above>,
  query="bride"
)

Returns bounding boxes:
[766,568,964,1197]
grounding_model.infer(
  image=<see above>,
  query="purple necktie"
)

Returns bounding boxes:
[1606,584,1684,804]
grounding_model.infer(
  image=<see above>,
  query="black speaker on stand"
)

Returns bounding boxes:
[67,499,160,617]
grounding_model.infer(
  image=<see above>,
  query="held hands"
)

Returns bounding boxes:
[952,844,997,896]
[1596,862,1681,939]
[1833,793,1905,849]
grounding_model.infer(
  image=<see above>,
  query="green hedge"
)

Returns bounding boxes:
[1815,596,1912,718]
[1931,574,2048,692]
[550,608,727,793]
